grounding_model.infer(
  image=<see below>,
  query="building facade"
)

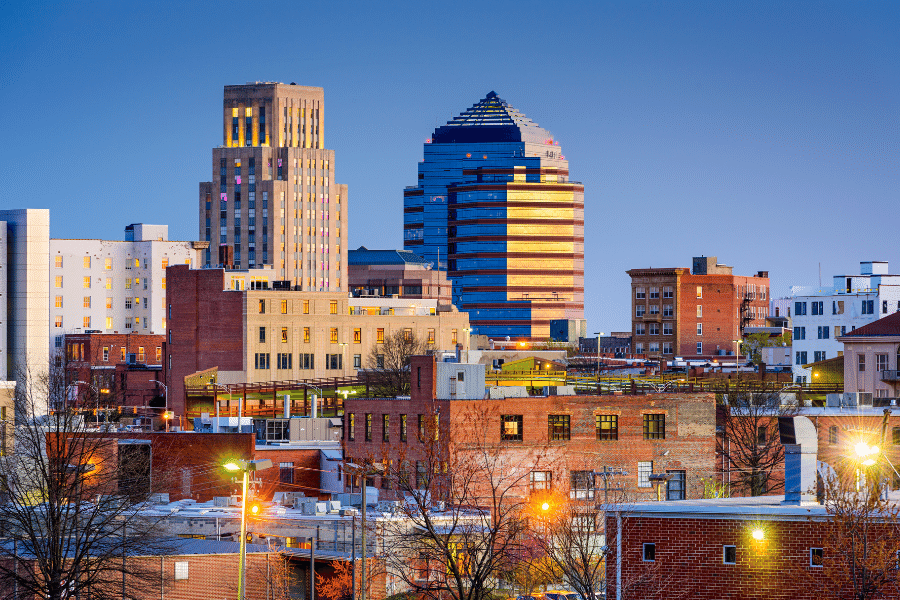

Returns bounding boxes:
[348,246,452,304]
[403,91,584,341]
[838,311,900,399]
[785,261,900,382]
[628,256,770,360]
[50,224,205,346]
[198,82,348,290]
[165,266,470,416]
[0,209,50,396]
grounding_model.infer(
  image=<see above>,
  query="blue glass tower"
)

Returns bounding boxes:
[404,92,585,340]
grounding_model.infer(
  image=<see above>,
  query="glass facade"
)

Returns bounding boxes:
[404,92,585,339]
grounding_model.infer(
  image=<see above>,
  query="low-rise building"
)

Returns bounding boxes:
[348,246,452,304]
[166,265,470,416]
[838,310,900,399]
[782,260,900,383]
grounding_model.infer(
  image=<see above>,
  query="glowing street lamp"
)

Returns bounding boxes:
[223,459,272,600]
[751,528,765,541]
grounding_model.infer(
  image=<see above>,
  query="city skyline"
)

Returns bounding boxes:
[2,0,897,334]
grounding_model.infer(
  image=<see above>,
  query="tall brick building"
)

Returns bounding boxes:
[343,356,718,502]
[198,82,348,289]
[628,256,770,360]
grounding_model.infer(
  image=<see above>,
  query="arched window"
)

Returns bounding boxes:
[829,425,838,445]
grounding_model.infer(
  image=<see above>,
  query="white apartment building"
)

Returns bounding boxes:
[777,261,900,382]
[50,224,207,348]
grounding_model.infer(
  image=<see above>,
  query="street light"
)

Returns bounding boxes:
[344,461,383,600]
[223,459,273,600]
[594,332,604,392]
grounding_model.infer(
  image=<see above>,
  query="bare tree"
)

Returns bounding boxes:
[378,402,547,600]
[365,330,431,397]
[0,363,172,600]
[717,391,798,496]
[806,470,900,600]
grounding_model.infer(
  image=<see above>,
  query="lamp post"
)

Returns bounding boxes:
[223,459,273,600]
[150,380,169,431]
[344,462,383,600]
[594,331,604,393]
[71,380,100,425]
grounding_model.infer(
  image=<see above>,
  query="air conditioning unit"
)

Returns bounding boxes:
[126,353,136,364]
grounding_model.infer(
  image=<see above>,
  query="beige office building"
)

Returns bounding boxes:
[198,82,348,291]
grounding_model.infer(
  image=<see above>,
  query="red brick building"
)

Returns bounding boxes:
[627,256,770,361]
[59,431,337,502]
[63,332,166,408]
[343,356,718,502]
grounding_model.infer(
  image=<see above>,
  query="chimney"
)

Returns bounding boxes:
[779,416,819,505]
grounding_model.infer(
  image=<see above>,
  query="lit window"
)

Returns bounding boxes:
[83,316,90,328]
[530,471,552,491]
[105,278,112,289]
[55,276,63,288]
[696,286,702,299]
[354,328,361,343]
[174,561,189,580]
[138,347,145,362]
[83,256,91,269]
[161,258,168,269]
[281,327,288,343]
[303,300,310,314]
[452,329,458,344]
[377,328,384,343]
[258,299,265,314]
[303,327,310,343]
[54,296,62,308]
[643,414,665,439]
[54,316,62,328]
[548,415,570,441]
[330,328,338,343]
[134,258,140,268]
[501,415,523,441]
[125,279,131,290]
[596,415,618,440]
[83,276,91,289]
[54,256,63,268]
[104,258,112,270]
[281,299,288,314]
[162,278,166,290]
[83,296,91,309]
[105,317,113,329]
[330,300,338,314]
[427,328,435,344]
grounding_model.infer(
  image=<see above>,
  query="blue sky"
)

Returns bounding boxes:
[1,0,897,334]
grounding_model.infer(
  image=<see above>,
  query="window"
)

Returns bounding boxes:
[548,415,570,441]
[696,286,702,299]
[83,316,91,328]
[596,415,618,440]
[666,470,685,500]
[663,342,673,354]
[810,548,823,567]
[376,328,384,343]
[817,326,829,339]
[330,328,338,343]
[258,299,265,314]
[55,256,63,268]
[137,347,145,362]
[54,296,62,308]
[281,327,288,343]
[696,305,702,318]
[417,414,426,440]
[277,353,292,369]
[570,470,594,500]
[814,351,826,362]
[635,323,645,335]
[279,462,294,484]
[174,561,189,580]
[795,351,808,365]
[427,328,435,344]
[354,328,362,343]
[811,301,822,315]
[281,299,288,314]
[325,354,343,370]
[649,323,659,335]
[696,342,702,354]
[858,354,866,372]
[829,425,839,444]
[403,328,412,341]
[795,301,807,315]
[102,347,109,361]
[501,415,523,441]
[303,327,310,343]
[382,414,390,442]
[156,347,161,362]
[302,300,310,314]
[365,414,372,441]
[663,286,673,299]
[663,304,673,317]
[125,278,131,290]
[259,327,266,343]
[347,414,355,441]
[254,353,270,369]
[862,300,874,315]
[527,470,553,492]
[649,304,659,315]
[649,287,659,299]
[400,414,407,442]
[376,354,384,368]
[892,427,900,446]
[876,354,888,371]
[635,287,645,299]
[697,323,703,336]
[636,305,645,317]
[793,326,806,340]
[723,545,736,565]
[663,323,673,335]
[638,461,653,487]
[82,276,91,289]
[643,543,656,562]
[330,300,338,314]
[644,414,665,439]
[353,354,361,368]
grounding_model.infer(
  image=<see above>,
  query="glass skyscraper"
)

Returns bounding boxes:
[404,92,584,340]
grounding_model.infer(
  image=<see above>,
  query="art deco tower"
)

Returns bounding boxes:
[403,92,584,340]
[199,82,348,290]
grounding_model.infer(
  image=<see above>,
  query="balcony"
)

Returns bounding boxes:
[880,370,900,382]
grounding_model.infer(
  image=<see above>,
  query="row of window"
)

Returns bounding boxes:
[634,342,674,354]
[53,256,180,270]
[500,413,665,442]
[54,315,161,331]
[53,276,159,291]
[55,296,157,310]
[66,343,160,363]
[256,326,436,345]
[641,543,822,567]
[253,352,347,370]
[795,299,900,316]
[346,413,435,443]
[634,287,674,300]
[635,322,674,336]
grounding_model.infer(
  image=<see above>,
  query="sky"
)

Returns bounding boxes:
[1,0,897,334]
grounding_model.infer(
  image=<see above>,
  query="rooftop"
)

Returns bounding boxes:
[348,246,431,267]
[841,311,900,337]
[431,91,553,145]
